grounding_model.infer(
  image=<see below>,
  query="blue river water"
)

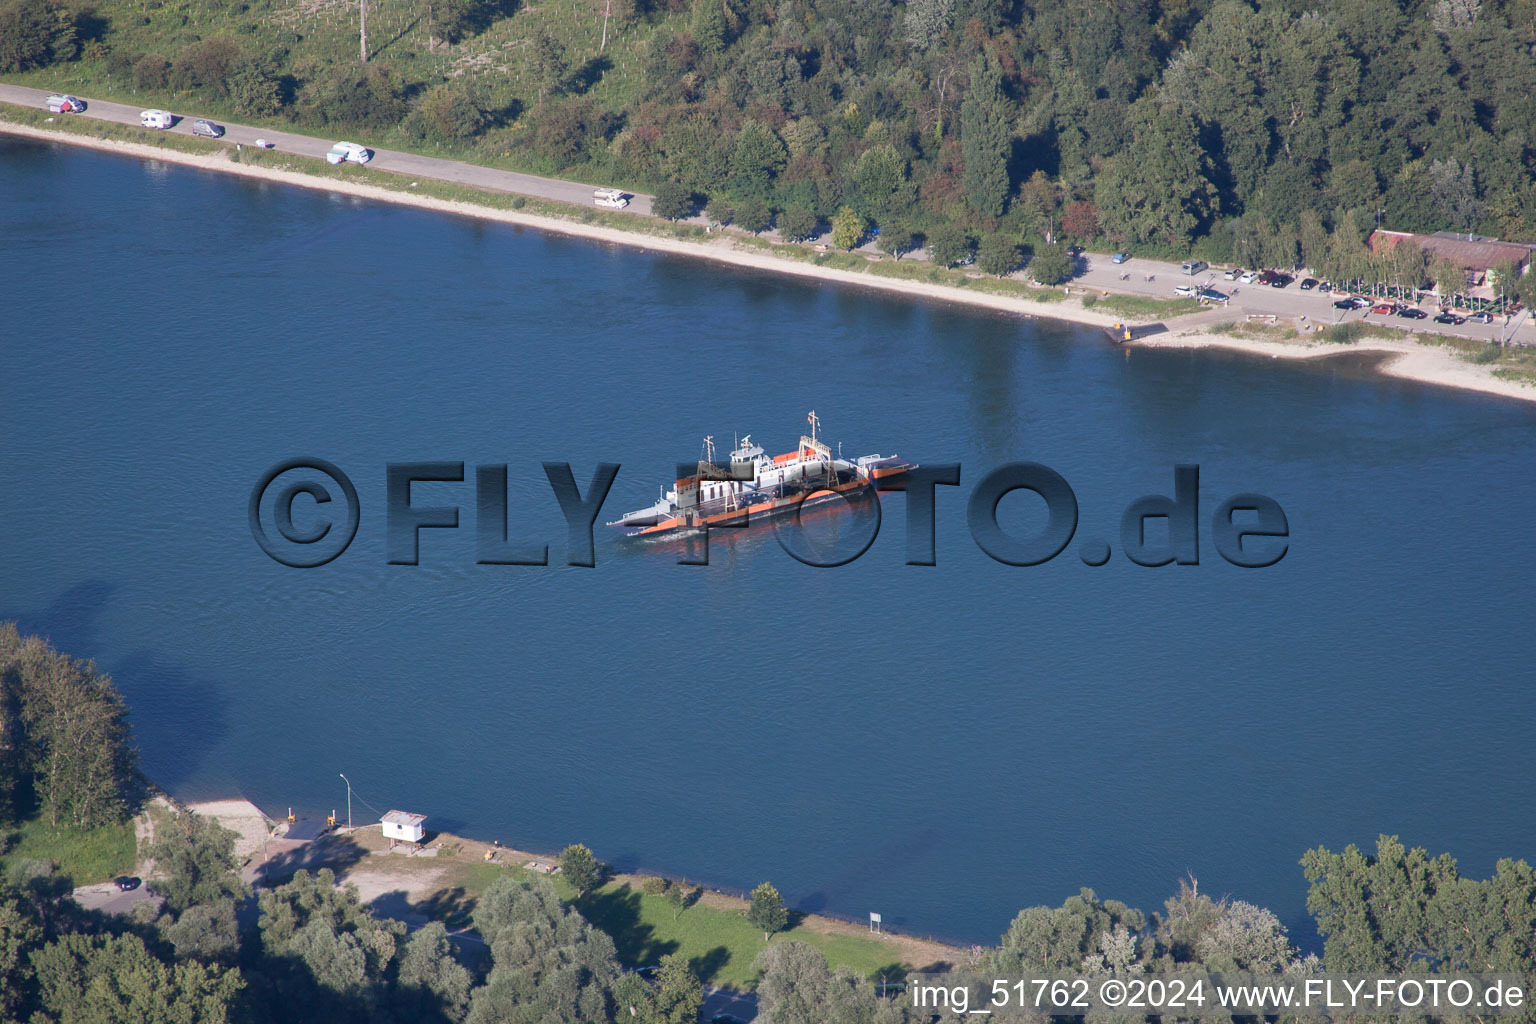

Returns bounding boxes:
[3,134,1534,950]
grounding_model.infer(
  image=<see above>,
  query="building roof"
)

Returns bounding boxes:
[381,810,426,827]
[1368,229,1531,270]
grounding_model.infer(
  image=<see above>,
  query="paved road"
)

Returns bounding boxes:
[8,84,1528,350]
[72,879,160,916]
[700,984,759,1021]
[0,84,654,215]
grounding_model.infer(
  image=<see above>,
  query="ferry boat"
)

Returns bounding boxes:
[607,412,915,537]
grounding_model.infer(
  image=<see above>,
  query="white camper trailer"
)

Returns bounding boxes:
[593,187,629,209]
[139,109,173,129]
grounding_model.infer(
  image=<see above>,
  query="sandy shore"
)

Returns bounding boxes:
[1139,326,1536,404]
[6,119,1534,407]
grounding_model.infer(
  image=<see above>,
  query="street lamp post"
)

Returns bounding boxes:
[339,773,352,832]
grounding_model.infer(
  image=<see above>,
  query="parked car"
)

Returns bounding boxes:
[326,141,372,165]
[1468,311,1494,324]
[1318,280,1335,292]
[139,109,173,129]
[1397,307,1428,319]
[1334,298,1358,310]
[1269,273,1293,288]
[1066,245,1084,258]
[191,119,225,138]
[1433,311,1466,325]
[1299,278,1319,290]
[1199,288,1228,303]
[1346,296,1371,309]
[1240,270,1259,284]
[1370,302,1397,315]
[1174,284,1197,297]
[1110,252,1131,264]
[1180,259,1208,275]
[1256,270,1277,285]
[115,876,141,891]
[46,94,85,113]
[1223,267,1240,280]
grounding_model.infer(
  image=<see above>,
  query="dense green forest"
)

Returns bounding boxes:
[5,0,1536,269]
[2,625,1535,1022]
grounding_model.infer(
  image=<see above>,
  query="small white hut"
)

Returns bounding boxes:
[381,810,427,851]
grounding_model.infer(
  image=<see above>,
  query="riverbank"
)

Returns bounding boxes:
[5,115,1535,407]
[179,796,964,989]
[1137,323,1536,404]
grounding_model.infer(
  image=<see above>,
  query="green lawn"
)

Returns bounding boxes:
[571,881,909,990]
[1091,294,1204,318]
[1,814,137,887]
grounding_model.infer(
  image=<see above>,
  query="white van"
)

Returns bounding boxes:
[140,109,173,129]
[593,187,629,208]
[326,142,372,165]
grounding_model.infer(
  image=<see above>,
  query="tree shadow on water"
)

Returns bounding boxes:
[3,580,232,799]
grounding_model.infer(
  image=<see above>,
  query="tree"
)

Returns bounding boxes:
[690,0,730,52]
[1094,101,1219,247]
[1432,255,1467,299]
[747,881,788,940]
[977,233,1021,275]
[729,121,788,200]
[705,196,735,225]
[1196,900,1296,971]
[754,942,910,1024]
[467,875,619,1024]
[1018,170,1060,237]
[777,205,818,241]
[1302,835,1463,971]
[735,197,772,234]
[1060,200,1100,241]
[925,224,973,268]
[161,898,240,962]
[6,629,137,829]
[257,868,405,1003]
[0,0,78,73]
[651,952,703,1024]
[529,31,568,107]
[852,144,914,224]
[877,225,914,260]
[904,0,954,50]
[960,50,1011,217]
[990,888,1145,975]
[397,921,472,1022]
[1429,159,1485,234]
[559,843,601,894]
[0,885,42,1021]
[31,932,243,1024]
[662,879,701,922]
[652,181,694,220]
[147,811,248,914]
[406,84,490,142]
[830,207,866,250]
[1027,244,1073,285]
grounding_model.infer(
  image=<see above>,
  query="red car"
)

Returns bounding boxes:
[1369,303,1396,315]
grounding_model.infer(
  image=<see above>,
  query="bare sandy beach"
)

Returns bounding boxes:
[6,120,1534,407]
